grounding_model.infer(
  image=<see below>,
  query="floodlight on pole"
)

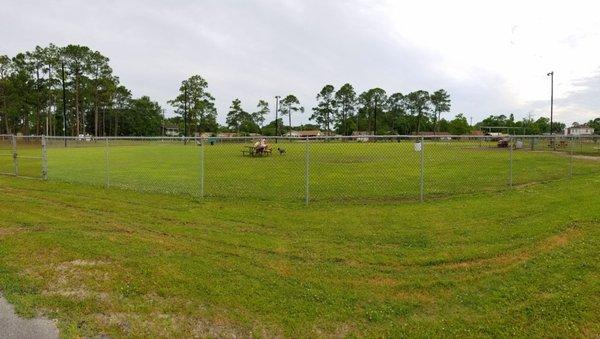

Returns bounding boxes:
[183,82,188,145]
[61,60,67,147]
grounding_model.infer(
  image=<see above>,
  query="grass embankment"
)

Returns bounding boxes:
[0,174,599,337]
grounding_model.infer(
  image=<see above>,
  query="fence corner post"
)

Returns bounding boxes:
[509,136,513,188]
[420,136,424,203]
[11,134,18,177]
[41,135,48,180]
[104,137,110,188]
[305,136,310,205]
[569,136,574,179]
[200,136,205,199]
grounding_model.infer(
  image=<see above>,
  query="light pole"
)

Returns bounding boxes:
[61,60,67,147]
[547,71,554,134]
[183,83,188,145]
[275,95,280,143]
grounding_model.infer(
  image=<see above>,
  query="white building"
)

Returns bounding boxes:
[163,125,179,137]
[285,130,323,138]
[565,125,594,136]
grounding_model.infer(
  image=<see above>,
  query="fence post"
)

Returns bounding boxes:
[11,135,18,176]
[200,137,205,199]
[509,136,513,188]
[104,137,110,188]
[41,135,48,180]
[569,137,575,179]
[305,136,310,205]
[419,136,424,202]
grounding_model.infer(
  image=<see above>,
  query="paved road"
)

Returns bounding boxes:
[0,294,58,339]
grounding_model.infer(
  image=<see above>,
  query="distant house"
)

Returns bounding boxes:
[286,130,323,138]
[352,131,370,142]
[163,124,179,137]
[565,125,594,136]
[217,132,239,138]
[416,131,452,140]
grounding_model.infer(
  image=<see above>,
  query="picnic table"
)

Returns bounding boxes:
[548,140,568,148]
[242,145,272,157]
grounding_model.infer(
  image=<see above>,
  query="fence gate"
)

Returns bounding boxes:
[0,135,45,179]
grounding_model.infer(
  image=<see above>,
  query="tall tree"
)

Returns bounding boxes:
[406,90,430,134]
[62,44,92,136]
[279,94,303,132]
[0,55,11,134]
[87,51,113,136]
[252,99,269,129]
[120,96,163,136]
[168,75,217,136]
[359,88,387,134]
[334,83,356,135]
[448,113,470,135]
[111,85,131,136]
[226,98,249,134]
[386,92,405,134]
[311,85,336,132]
[429,89,451,134]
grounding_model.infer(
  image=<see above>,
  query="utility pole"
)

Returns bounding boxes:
[373,100,377,135]
[183,83,188,145]
[275,95,280,143]
[547,71,554,134]
[61,61,67,147]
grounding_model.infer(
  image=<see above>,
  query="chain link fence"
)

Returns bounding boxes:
[1,134,599,203]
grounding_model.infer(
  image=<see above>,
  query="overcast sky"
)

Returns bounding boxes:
[2,0,600,125]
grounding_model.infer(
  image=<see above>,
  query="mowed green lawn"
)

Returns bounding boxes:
[0,173,599,337]
[9,139,592,202]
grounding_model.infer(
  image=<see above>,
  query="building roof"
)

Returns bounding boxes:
[299,130,322,136]
[288,130,322,136]
[417,131,452,136]
[569,124,592,129]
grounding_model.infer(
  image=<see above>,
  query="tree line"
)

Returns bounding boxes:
[0,44,163,136]
[172,78,455,136]
[2,44,596,137]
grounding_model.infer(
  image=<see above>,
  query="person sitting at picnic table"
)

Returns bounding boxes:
[254,138,268,154]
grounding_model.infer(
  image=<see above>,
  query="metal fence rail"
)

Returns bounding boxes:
[1,134,599,204]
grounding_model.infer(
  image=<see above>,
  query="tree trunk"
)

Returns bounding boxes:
[94,96,99,137]
[373,101,377,135]
[35,67,41,135]
[75,72,80,136]
[2,91,8,134]
[114,110,118,137]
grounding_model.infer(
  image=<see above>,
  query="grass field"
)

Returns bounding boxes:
[1,137,599,202]
[0,173,599,337]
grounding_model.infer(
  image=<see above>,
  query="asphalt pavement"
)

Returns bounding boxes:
[0,294,58,339]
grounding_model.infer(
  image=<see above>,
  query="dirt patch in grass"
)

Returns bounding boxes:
[32,260,113,302]
[93,311,260,338]
[440,227,582,270]
[0,227,25,237]
[572,154,600,161]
